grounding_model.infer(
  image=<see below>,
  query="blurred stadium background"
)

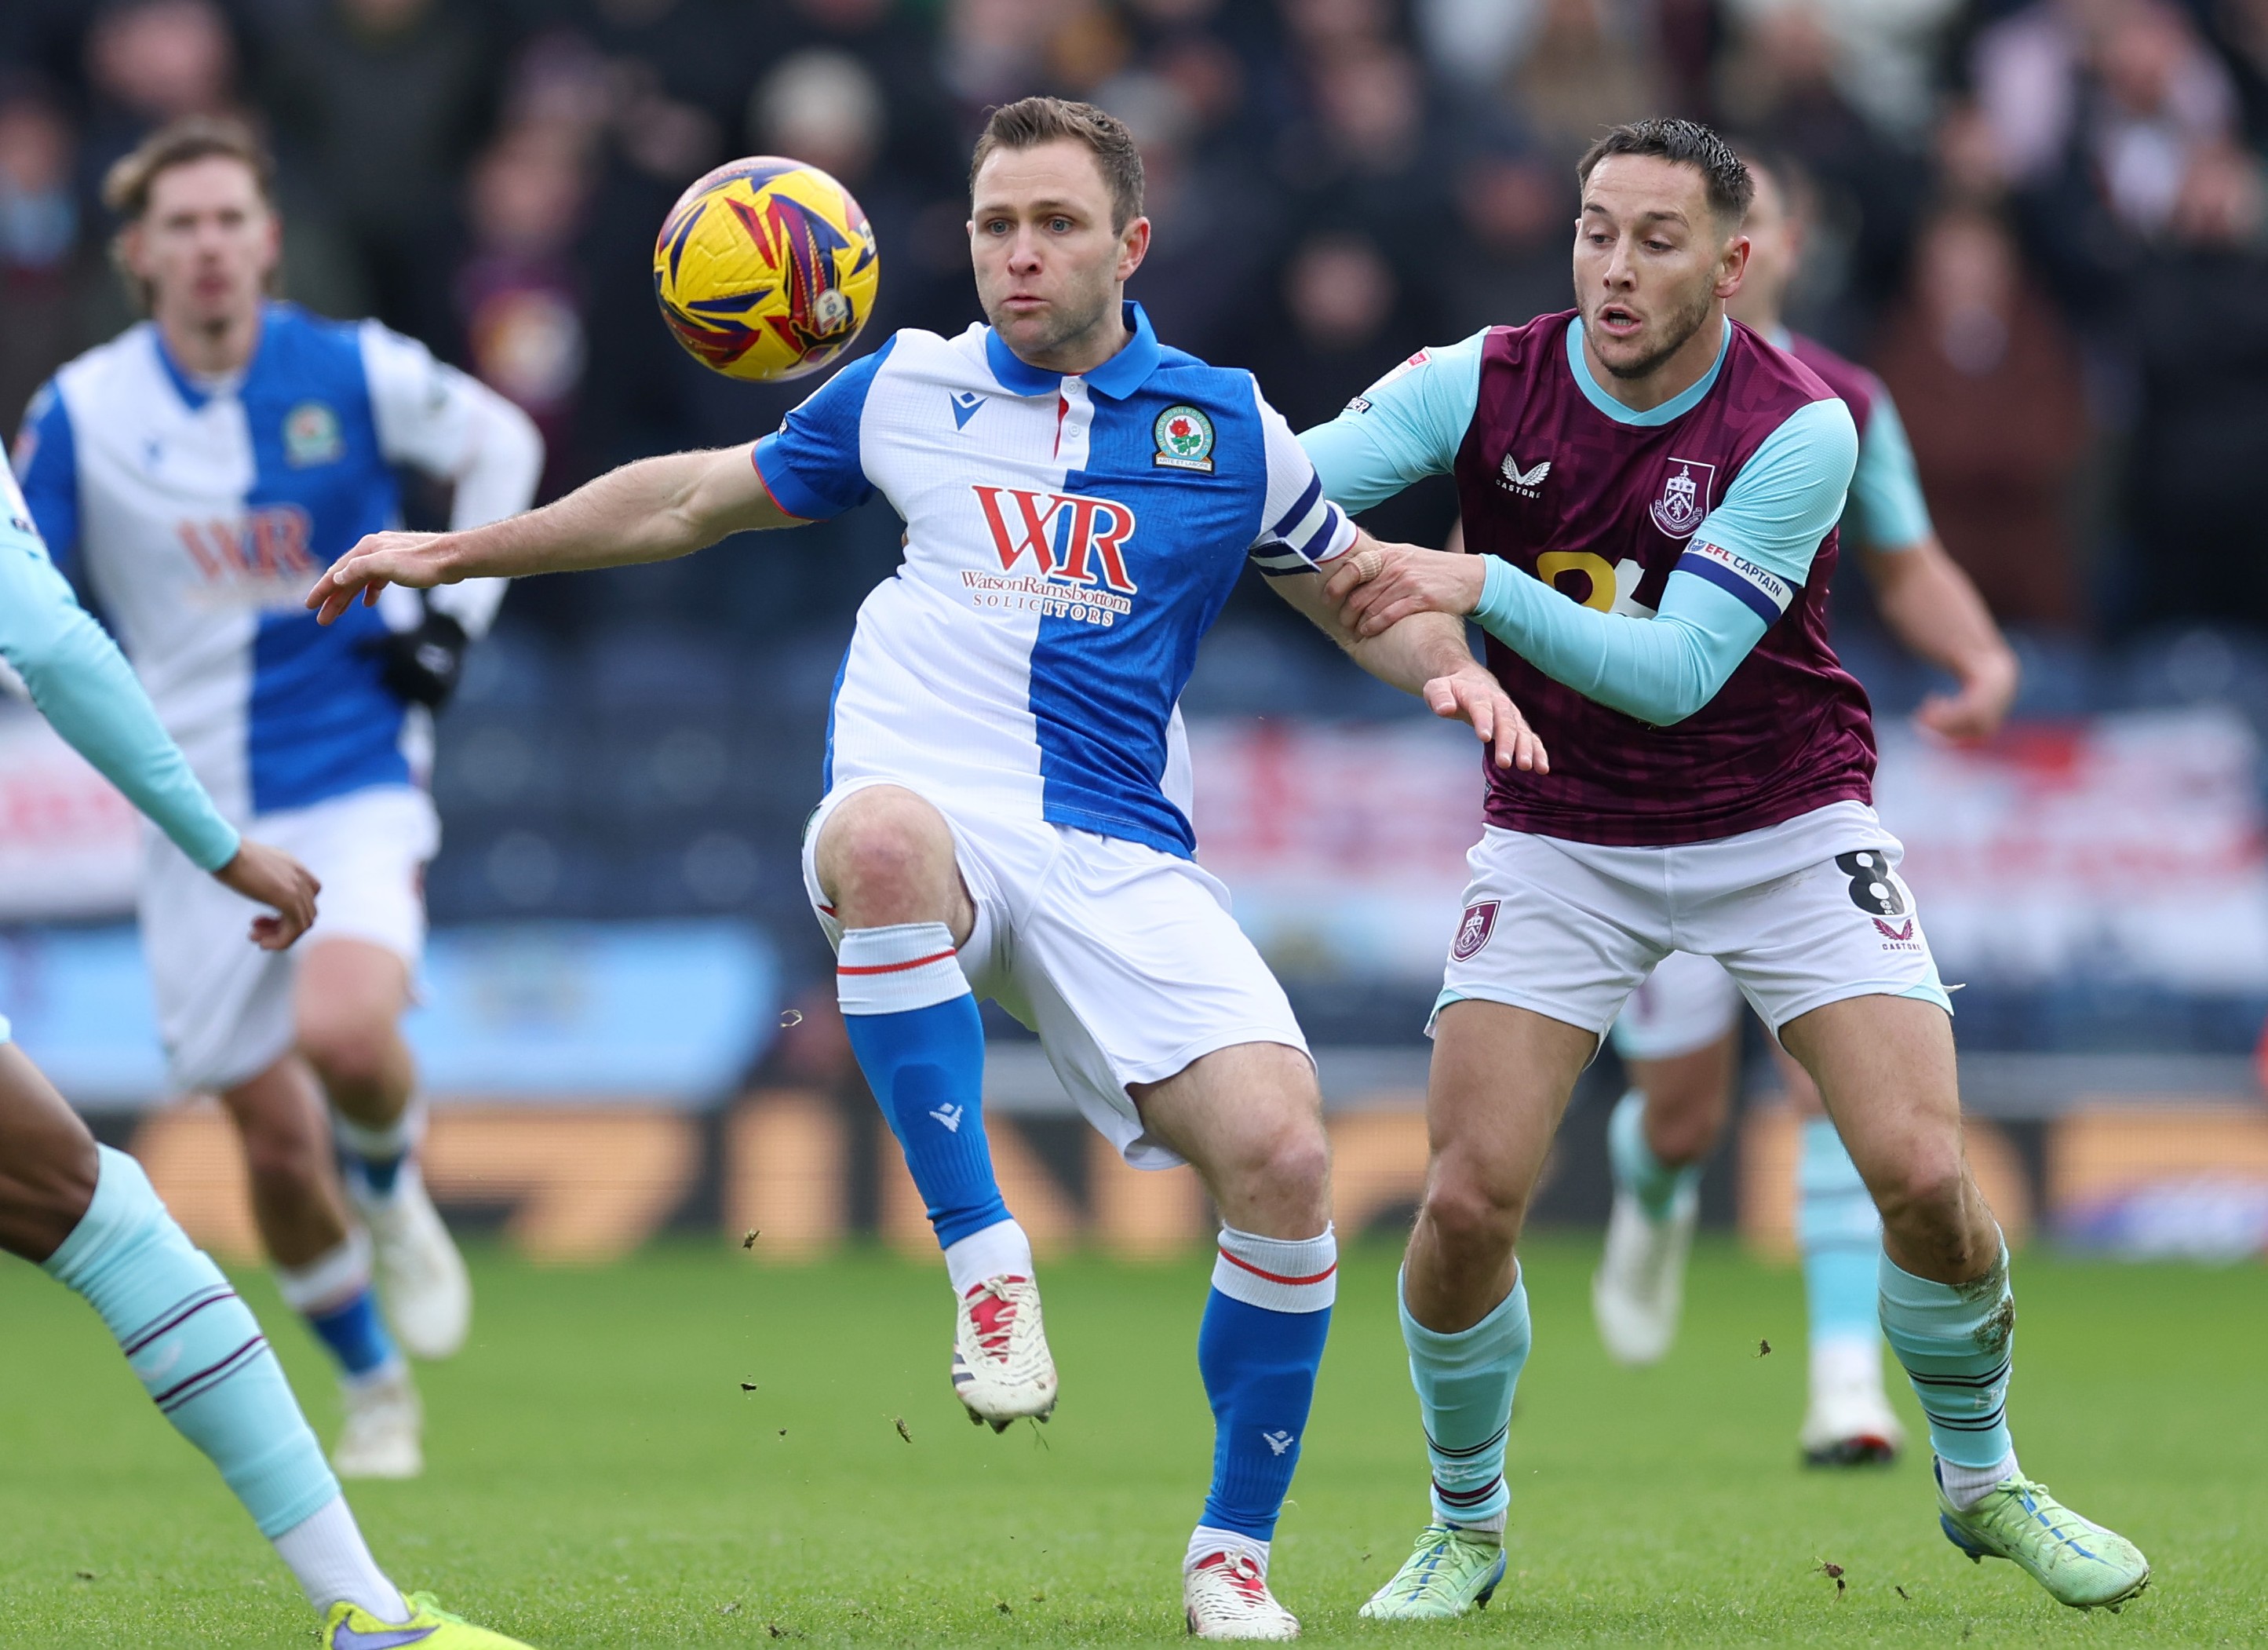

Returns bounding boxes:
[5,0,2268,1272]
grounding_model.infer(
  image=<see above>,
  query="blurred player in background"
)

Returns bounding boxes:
[10,118,542,1479]
[1590,148,2021,1467]
[1305,119,2145,1620]
[307,97,1538,1640]
[0,464,533,1650]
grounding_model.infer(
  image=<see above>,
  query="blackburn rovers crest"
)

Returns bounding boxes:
[1649,457,1715,539]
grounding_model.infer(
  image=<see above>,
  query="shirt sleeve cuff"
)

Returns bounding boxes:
[184,817,241,874]
[749,438,835,522]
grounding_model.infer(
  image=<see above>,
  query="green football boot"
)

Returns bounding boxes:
[1357,1524,1508,1621]
[1938,1471,2149,1610]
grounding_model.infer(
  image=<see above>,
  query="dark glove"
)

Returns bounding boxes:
[377,609,469,709]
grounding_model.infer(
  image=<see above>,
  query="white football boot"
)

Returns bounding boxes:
[1183,1550,1300,1641]
[355,1163,472,1361]
[1798,1335,1905,1466]
[1592,1182,1698,1367]
[950,1274,1058,1430]
[333,1363,423,1479]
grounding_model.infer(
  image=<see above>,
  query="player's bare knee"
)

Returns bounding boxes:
[819,791,957,923]
[1420,1164,1525,1261]
[1874,1156,1976,1260]
[298,1014,396,1095]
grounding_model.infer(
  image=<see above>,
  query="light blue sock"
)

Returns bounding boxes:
[1194,1227,1336,1543]
[837,923,1011,1250]
[1878,1244,2015,1471]
[1400,1268,1531,1535]
[1796,1117,1881,1344]
[1608,1089,1703,1219]
[42,1146,339,1538]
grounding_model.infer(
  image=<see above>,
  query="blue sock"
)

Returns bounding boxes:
[1402,1268,1531,1535]
[276,1233,399,1382]
[1608,1089,1702,1219]
[1796,1117,1881,1345]
[334,1103,421,1203]
[1192,1226,1336,1546]
[1879,1243,2016,1473]
[42,1146,340,1538]
[838,923,1010,1250]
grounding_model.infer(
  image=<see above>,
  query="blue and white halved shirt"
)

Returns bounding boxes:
[12,302,531,822]
[756,302,1353,857]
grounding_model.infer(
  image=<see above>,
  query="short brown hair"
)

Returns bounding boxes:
[102,115,278,311]
[102,113,276,221]
[1577,117,1753,229]
[968,97,1144,232]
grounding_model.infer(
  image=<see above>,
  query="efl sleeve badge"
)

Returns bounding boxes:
[1153,404,1216,473]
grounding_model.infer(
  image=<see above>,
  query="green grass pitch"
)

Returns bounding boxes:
[2,1236,2261,1646]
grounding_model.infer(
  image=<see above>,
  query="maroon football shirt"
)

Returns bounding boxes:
[1454,312,1876,847]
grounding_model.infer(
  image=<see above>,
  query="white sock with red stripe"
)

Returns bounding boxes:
[837,922,1019,1257]
[1194,1224,1336,1543]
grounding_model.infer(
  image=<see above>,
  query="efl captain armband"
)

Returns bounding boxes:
[1674,541,1796,624]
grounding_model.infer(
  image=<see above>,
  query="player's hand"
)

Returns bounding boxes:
[1325,542,1487,638]
[1914,647,2018,743]
[211,840,320,951]
[1424,666,1548,773]
[307,531,458,625]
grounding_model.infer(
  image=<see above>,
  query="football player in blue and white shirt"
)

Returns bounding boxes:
[310,97,1541,1638]
[12,119,542,1480]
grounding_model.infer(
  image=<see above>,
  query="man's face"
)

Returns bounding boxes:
[969,140,1147,362]
[1571,154,1746,380]
[125,155,276,331]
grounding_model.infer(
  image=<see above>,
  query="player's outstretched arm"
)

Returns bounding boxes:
[1861,538,2018,740]
[308,445,797,623]
[0,514,318,948]
[1270,535,1546,774]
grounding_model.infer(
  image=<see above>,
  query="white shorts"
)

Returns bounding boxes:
[142,785,437,1093]
[1610,947,1744,1062]
[1435,800,1950,1047]
[801,779,1309,1168]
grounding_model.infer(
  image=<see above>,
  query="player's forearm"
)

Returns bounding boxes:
[1471,557,1755,725]
[1864,539,2013,687]
[432,450,760,582]
[1342,610,1481,697]
[0,545,239,870]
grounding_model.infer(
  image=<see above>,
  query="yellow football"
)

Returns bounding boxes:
[652,156,880,382]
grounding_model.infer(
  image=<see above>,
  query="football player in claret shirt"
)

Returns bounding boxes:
[1302,119,2146,1619]
[12,117,542,1479]
[305,96,1539,1639]
[0,466,532,1649]
[1592,147,2022,1463]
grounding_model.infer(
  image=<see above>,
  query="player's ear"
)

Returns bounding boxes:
[1117,215,1150,282]
[1716,232,1750,300]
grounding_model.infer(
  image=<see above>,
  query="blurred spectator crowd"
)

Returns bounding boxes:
[7,0,2268,953]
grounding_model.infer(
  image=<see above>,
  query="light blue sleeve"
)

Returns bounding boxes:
[1843,393,1933,551]
[1468,397,1858,725]
[0,475,240,871]
[1296,332,1488,512]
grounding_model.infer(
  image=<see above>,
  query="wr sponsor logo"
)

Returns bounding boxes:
[971,485,1138,594]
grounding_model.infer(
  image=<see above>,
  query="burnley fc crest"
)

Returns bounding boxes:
[1649,458,1715,539]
